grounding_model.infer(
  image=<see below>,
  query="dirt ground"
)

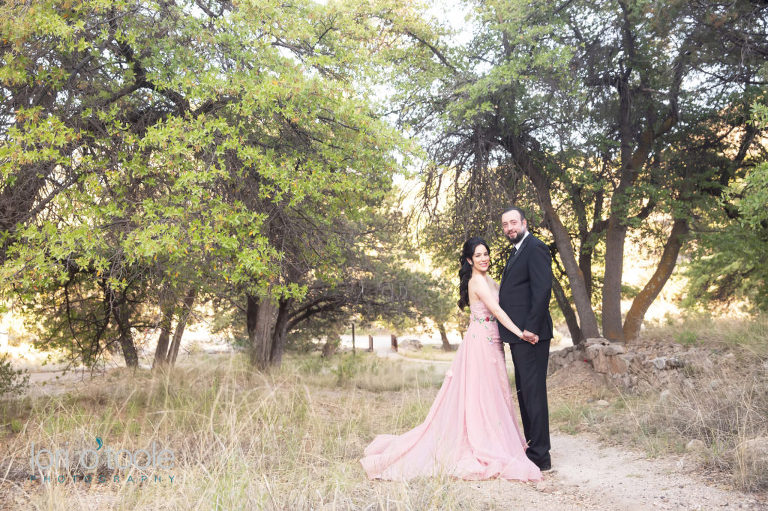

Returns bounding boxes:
[414,430,765,510]
[374,352,767,510]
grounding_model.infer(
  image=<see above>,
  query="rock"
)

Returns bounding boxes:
[596,399,610,407]
[737,437,768,458]
[584,337,610,347]
[659,389,671,403]
[548,346,584,374]
[603,343,626,355]
[586,343,629,375]
[686,439,706,452]
[398,338,423,351]
[620,352,642,369]
[666,356,684,369]
[651,357,667,370]
[679,350,714,372]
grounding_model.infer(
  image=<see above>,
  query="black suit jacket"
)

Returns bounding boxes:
[498,233,554,344]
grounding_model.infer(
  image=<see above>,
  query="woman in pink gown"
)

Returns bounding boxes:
[360,237,542,482]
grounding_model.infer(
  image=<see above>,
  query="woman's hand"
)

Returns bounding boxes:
[522,330,539,344]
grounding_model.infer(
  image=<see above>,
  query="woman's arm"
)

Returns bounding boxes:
[469,277,526,340]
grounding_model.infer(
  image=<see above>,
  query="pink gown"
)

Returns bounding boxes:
[360,294,542,481]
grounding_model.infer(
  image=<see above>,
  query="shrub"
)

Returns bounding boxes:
[0,353,28,398]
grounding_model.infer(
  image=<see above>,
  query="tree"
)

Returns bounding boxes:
[404,0,768,342]
[685,92,768,311]
[1,0,436,368]
[215,204,459,357]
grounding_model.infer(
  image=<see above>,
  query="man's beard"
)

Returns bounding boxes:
[509,230,525,244]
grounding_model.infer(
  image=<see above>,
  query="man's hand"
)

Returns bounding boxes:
[522,330,539,344]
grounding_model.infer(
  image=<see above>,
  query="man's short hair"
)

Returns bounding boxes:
[501,206,526,221]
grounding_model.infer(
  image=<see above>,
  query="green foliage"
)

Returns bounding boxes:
[404,0,768,337]
[331,353,361,386]
[674,330,698,346]
[684,221,768,311]
[621,284,641,300]
[0,353,28,398]
[685,91,768,311]
[0,0,436,366]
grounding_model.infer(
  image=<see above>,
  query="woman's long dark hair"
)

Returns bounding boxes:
[457,237,490,309]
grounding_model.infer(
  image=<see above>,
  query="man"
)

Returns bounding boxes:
[498,206,554,471]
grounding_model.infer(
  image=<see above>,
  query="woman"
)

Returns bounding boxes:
[360,237,542,481]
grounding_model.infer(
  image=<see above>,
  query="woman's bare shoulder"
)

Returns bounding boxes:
[471,274,496,298]
[468,274,487,295]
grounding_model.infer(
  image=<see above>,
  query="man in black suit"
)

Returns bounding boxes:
[498,206,554,471]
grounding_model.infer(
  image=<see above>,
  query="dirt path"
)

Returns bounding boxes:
[381,354,767,510]
[542,433,762,510]
[451,433,764,510]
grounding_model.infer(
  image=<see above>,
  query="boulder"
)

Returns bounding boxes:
[398,338,423,351]
[737,437,768,458]
[649,356,685,370]
[548,346,582,374]
[585,341,629,375]
[666,356,684,368]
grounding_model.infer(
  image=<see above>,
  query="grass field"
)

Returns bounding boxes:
[1,353,481,509]
[1,319,767,509]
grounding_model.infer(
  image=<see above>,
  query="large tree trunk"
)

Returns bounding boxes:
[269,298,292,366]
[114,299,138,368]
[246,293,259,345]
[602,219,628,341]
[623,219,688,341]
[438,323,454,351]
[528,170,601,338]
[168,287,196,366]
[602,72,637,342]
[578,247,594,299]
[152,302,174,369]
[552,276,584,345]
[248,293,279,369]
[601,50,679,340]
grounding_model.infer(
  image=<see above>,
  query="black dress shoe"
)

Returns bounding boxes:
[526,453,552,472]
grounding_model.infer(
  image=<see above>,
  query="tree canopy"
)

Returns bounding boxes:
[405,0,768,342]
[0,0,443,368]
[1,0,767,369]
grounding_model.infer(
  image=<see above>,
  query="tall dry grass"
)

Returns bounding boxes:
[623,364,768,492]
[1,353,499,510]
[644,312,768,358]
[548,315,768,493]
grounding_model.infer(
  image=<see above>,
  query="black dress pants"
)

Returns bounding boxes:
[508,338,551,467]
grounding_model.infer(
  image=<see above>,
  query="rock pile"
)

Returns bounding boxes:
[548,337,716,389]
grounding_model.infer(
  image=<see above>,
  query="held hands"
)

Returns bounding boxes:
[521,330,539,345]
